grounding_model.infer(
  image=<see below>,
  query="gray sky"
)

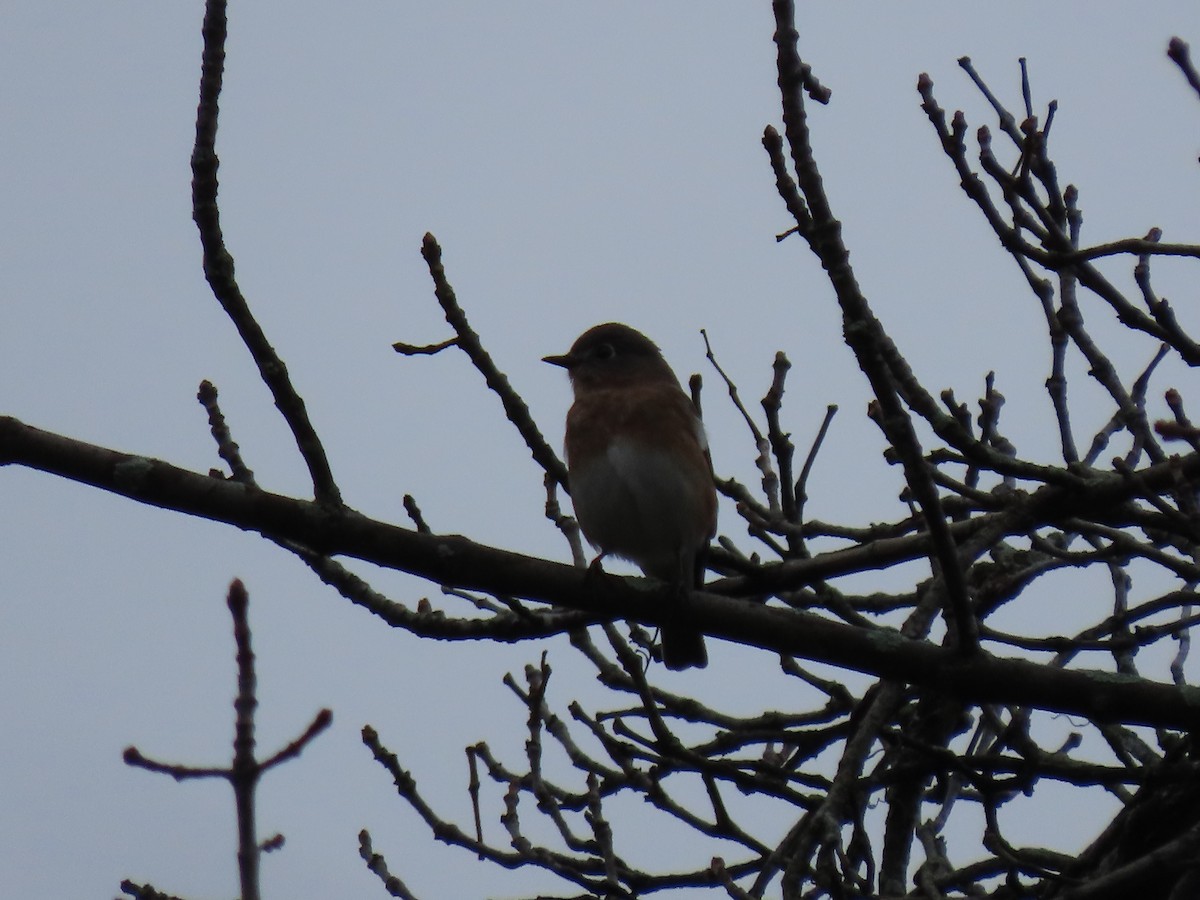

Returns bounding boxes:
[3,2,1199,897]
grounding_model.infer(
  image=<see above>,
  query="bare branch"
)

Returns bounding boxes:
[1168,37,1200,101]
[418,233,569,488]
[191,0,341,506]
[770,0,978,655]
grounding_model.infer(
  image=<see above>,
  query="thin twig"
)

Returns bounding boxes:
[419,233,569,488]
[1168,37,1200,100]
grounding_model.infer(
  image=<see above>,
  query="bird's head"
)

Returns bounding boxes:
[543,322,677,392]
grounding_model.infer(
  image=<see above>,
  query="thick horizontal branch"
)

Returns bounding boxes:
[5,415,1200,728]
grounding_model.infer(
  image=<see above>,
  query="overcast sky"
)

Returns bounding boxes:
[3,3,1199,897]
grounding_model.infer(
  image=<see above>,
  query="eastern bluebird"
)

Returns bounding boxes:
[544,322,717,670]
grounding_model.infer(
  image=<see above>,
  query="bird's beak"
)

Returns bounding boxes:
[542,353,574,369]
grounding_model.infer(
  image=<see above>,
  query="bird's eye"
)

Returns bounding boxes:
[593,343,616,361]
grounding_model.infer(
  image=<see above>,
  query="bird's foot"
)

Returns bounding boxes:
[583,552,609,585]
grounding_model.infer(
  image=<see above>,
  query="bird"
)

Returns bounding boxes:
[543,322,717,670]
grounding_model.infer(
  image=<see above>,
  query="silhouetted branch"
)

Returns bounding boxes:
[771,0,978,657]
[191,0,341,507]
[416,233,570,489]
[121,580,331,900]
[1168,37,1200,100]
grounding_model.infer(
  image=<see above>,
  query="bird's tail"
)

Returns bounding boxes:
[661,622,707,670]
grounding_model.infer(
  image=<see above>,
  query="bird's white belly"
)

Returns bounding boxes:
[570,438,705,579]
